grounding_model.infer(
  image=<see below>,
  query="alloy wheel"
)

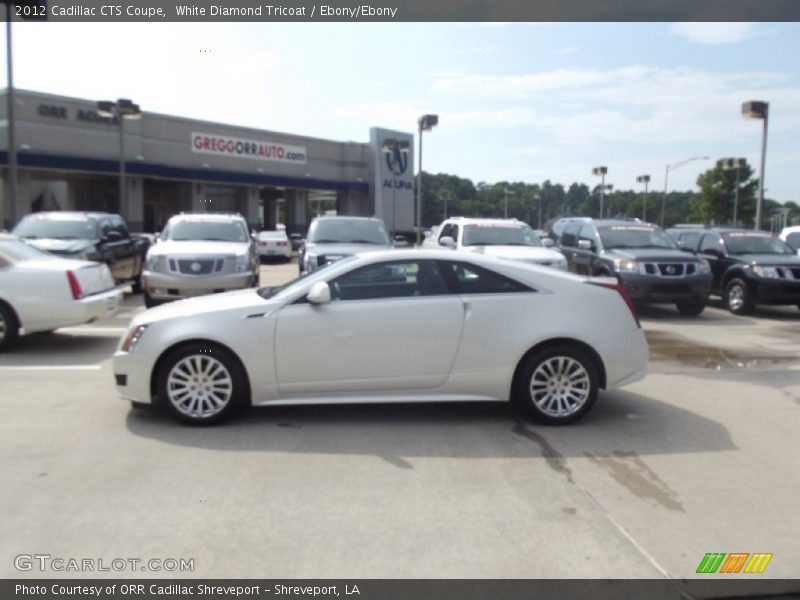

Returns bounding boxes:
[529,356,591,418]
[166,354,233,419]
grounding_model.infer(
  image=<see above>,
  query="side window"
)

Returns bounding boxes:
[99,219,113,238]
[439,223,453,241]
[578,224,595,244]
[786,232,800,251]
[449,224,460,243]
[112,216,129,238]
[329,260,448,301]
[699,234,722,254]
[439,261,532,294]
[561,223,580,248]
[681,231,700,250]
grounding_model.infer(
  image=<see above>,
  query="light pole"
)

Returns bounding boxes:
[660,156,710,227]
[592,166,607,218]
[636,175,650,221]
[534,192,542,229]
[504,185,515,219]
[4,3,17,229]
[742,101,769,230]
[97,99,141,213]
[416,114,438,245]
[720,158,746,225]
[380,138,410,238]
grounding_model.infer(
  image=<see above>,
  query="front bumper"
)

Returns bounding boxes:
[143,270,256,301]
[619,272,712,304]
[751,278,800,305]
[113,347,154,405]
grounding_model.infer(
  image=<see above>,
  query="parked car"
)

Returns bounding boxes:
[256,229,292,262]
[425,217,567,270]
[672,227,800,315]
[0,234,122,351]
[558,219,712,315]
[12,211,149,292]
[547,216,592,244]
[141,212,259,308]
[779,226,800,255]
[299,216,393,275]
[113,249,647,425]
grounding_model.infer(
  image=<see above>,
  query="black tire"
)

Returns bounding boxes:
[724,278,754,315]
[144,292,158,309]
[130,401,149,410]
[0,302,20,352]
[676,301,706,316]
[131,273,144,295]
[156,343,247,425]
[513,346,599,425]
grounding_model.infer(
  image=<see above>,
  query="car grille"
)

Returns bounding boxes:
[172,258,227,275]
[642,262,695,277]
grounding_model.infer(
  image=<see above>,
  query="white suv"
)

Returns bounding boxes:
[142,213,259,307]
[426,217,568,270]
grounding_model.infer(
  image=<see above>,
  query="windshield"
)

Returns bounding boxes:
[0,239,54,261]
[163,220,249,242]
[598,226,677,250]
[462,223,543,247]
[723,233,795,255]
[307,219,390,245]
[13,216,99,240]
[258,255,359,301]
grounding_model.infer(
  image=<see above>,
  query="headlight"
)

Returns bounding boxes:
[146,254,161,271]
[752,265,780,278]
[304,253,318,272]
[613,258,639,273]
[697,259,711,274]
[555,257,568,271]
[120,324,148,353]
[235,254,249,272]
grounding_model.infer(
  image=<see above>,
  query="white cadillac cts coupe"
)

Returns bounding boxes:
[114,249,647,426]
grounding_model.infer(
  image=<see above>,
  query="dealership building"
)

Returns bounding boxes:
[0,89,415,235]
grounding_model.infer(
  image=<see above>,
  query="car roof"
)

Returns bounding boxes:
[169,212,246,222]
[19,211,112,221]
[311,215,384,222]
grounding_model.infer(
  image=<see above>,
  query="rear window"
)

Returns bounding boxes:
[462,223,542,247]
[13,215,99,240]
[258,231,289,240]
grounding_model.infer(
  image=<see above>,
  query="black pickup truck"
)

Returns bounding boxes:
[12,211,150,292]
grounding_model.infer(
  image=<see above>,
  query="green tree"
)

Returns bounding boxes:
[693,161,757,227]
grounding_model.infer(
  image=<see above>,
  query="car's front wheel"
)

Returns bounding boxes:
[0,303,20,352]
[676,301,705,316]
[513,347,599,425]
[724,278,754,315]
[157,343,247,425]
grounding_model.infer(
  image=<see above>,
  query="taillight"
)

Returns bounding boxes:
[588,278,640,328]
[67,270,84,300]
[276,241,288,247]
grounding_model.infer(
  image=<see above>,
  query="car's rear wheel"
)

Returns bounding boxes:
[131,271,144,294]
[724,278,754,315]
[157,343,246,425]
[0,303,20,352]
[676,301,705,316]
[514,347,599,425]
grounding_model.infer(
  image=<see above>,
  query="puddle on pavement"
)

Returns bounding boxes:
[645,331,798,371]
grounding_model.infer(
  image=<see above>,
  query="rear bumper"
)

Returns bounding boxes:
[620,273,712,304]
[598,327,648,389]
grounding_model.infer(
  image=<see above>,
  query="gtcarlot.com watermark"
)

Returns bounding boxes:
[14,554,194,573]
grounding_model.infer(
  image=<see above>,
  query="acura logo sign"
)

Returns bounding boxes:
[385,145,408,176]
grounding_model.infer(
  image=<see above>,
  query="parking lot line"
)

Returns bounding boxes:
[0,365,103,371]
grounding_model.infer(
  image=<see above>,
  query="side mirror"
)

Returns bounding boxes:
[577,239,593,251]
[439,236,456,249]
[307,281,331,305]
[104,230,123,241]
[541,238,554,248]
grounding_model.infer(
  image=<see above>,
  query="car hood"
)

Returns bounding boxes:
[305,242,391,256]
[135,288,272,325]
[24,238,96,254]
[604,248,699,262]
[466,245,564,262]
[148,240,250,257]
[735,254,800,266]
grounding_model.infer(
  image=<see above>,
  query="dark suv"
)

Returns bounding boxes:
[559,219,713,315]
[671,227,800,315]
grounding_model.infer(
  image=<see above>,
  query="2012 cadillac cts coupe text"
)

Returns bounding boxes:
[113,249,647,425]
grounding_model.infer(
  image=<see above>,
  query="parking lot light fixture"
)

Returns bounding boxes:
[742,101,769,230]
[97,98,142,213]
[636,175,651,220]
[660,156,710,227]
[416,114,438,245]
[504,186,515,219]
[592,166,608,218]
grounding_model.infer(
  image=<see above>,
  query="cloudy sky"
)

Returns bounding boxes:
[5,21,800,201]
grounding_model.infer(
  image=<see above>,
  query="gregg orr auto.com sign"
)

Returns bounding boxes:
[192,132,307,165]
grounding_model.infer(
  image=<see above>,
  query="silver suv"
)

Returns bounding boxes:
[142,213,259,307]
[299,216,392,275]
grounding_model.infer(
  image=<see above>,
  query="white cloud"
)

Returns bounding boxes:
[669,23,761,45]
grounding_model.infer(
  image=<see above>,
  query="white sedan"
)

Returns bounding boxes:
[256,230,293,261]
[114,249,647,425]
[0,234,122,351]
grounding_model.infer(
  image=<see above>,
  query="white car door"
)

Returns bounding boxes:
[274,259,464,395]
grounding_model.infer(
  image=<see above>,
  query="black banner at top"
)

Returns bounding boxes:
[1,0,800,22]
